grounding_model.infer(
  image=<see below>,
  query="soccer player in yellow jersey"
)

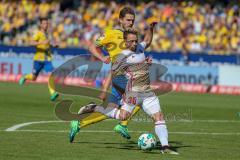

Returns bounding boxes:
[19,18,59,101]
[69,7,141,142]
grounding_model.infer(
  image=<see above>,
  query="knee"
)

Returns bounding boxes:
[119,112,131,121]
[152,112,165,122]
[107,103,118,109]
[159,112,164,120]
[119,114,127,121]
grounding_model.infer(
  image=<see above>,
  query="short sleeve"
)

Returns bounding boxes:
[33,32,39,41]
[136,41,147,53]
[139,41,147,49]
[95,31,109,47]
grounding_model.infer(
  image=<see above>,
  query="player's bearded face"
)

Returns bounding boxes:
[125,34,138,51]
[120,14,135,30]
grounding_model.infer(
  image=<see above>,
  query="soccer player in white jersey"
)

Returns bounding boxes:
[79,27,178,155]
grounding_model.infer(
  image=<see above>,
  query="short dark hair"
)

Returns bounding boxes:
[123,28,138,40]
[119,7,135,19]
[39,17,48,23]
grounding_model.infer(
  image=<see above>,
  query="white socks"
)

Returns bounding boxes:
[95,106,169,147]
[94,106,120,119]
[155,121,169,147]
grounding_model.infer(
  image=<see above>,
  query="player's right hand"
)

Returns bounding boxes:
[102,56,110,64]
[42,39,50,45]
[146,56,153,64]
[98,91,107,101]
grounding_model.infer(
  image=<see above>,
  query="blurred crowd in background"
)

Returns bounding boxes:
[0,0,239,55]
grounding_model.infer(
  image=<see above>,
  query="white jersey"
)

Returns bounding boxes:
[112,42,151,92]
[112,42,161,115]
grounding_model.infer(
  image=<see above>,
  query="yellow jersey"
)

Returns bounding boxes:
[95,28,126,62]
[33,30,52,61]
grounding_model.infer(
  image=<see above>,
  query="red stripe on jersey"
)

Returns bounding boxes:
[126,67,133,91]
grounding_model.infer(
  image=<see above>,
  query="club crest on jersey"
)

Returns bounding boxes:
[97,34,105,41]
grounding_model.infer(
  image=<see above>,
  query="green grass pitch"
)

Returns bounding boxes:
[0,82,240,160]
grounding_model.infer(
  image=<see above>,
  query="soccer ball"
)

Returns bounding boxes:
[138,133,157,150]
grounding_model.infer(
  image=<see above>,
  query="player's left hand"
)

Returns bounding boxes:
[150,22,158,28]
[51,42,59,48]
[103,56,111,64]
[146,56,152,64]
[98,91,107,101]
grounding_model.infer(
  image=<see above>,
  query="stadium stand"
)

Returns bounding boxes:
[0,0,239,55]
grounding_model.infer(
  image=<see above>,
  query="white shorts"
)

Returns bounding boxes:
[121,91,161,116]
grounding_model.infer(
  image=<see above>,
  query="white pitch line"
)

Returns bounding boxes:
[1,129,240,136]
[191,120,240,123]
[5,121,65,131]
[169,131,240,136]
[5,119,240,132]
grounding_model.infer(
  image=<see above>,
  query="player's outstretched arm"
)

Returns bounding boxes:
[31,39,49,46]
[143,22,157,49]
[88,42,110,64]
[98,72,112,100]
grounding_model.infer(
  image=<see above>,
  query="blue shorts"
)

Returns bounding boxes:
[33,61,54,76]
[108,75,128,106]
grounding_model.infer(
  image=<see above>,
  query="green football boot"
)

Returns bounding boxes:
[114,124,131,139]
[69,120,80,143]
[19,77,26,86]
[50,92,59,101]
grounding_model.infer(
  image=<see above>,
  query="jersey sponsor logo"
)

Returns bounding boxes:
[105,41,126,51]
[118,36,123,39]
[98,34,105,40]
